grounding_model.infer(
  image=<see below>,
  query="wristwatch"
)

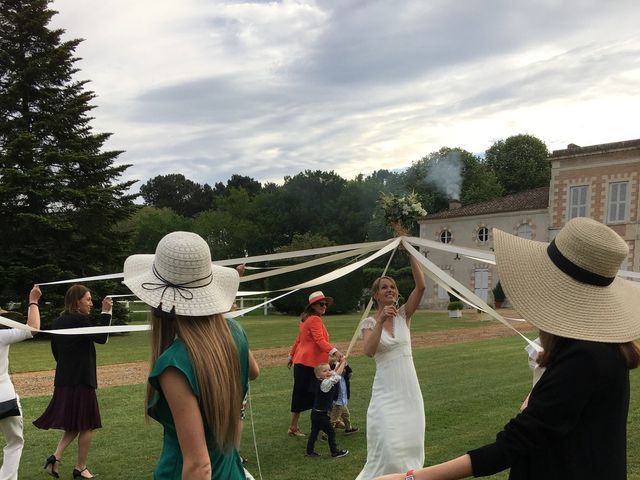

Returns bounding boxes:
[405,469,415,480]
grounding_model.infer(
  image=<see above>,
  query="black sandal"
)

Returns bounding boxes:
[73,467,98,479]
[44,455,60,478]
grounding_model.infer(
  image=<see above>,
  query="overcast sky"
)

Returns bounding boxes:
[50,0,640,191]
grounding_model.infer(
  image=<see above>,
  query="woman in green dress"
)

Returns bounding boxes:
[123,231,249,479]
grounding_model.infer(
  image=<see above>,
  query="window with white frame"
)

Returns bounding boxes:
[439,229,452,244]
[607,181,628,223]
[477,226,489,244]
[569,185,588,219]
[517,223,532,239]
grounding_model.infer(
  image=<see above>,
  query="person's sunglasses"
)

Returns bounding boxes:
[317,302,329,307]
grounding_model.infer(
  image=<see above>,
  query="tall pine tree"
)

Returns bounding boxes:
[0,0,137,304]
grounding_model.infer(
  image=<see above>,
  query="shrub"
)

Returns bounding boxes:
[447,300,464,311]
[492,281,505,302]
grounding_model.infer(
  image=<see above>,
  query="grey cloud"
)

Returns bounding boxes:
[95,0,640,191]
[295,0,635,86]
[452,41,640,114]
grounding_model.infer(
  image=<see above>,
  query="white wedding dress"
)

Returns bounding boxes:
[355,306,425,479]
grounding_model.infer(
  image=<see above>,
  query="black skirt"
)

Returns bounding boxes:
[33,385,102,431]
[290,363,316,413]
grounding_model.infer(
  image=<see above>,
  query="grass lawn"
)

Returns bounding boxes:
[7,310,485,373]
[10,312,640,479]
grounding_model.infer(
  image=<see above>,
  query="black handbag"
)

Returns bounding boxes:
[0,398,20,419]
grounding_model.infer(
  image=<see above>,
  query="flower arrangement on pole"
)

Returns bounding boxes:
[378,191,427,237]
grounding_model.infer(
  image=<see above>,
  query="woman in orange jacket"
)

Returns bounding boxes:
[287,291,343,436]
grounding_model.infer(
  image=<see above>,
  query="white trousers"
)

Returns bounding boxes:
[0,408,24,480]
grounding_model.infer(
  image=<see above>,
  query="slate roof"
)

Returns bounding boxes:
[551,139,640,158]
[421,186,549,221]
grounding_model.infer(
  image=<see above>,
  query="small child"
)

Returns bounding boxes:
[329,356,358,434]
[306,358,349,458]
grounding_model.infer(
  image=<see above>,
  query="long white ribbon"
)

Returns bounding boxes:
[213,240,390,267]
[400,240,540,352]
[10,240,402,336]
[0,314,150,335]
[32,234,632,348]
[35,240,392,287]
[37,273,125,286]
[233,239,401,296]
[239,242,385,283]
[403,236,496,263]
[34,235,638,298]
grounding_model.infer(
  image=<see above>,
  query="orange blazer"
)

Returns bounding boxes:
[289,315,334,368]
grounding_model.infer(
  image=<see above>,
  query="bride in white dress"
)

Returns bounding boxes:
[356,254,426,479]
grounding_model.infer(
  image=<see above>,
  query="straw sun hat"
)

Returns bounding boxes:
[123,231,239,317]
[494,217,640,343]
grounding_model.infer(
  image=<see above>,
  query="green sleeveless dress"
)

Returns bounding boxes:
[148,319,249,479]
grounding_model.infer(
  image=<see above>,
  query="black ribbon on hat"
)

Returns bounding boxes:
[153,303,176,321]
[141,264,214,317]
[547,239,615,286]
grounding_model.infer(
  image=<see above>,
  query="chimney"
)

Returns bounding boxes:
[449,199,461,210]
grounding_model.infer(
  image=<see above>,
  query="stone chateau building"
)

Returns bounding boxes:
[418,138,640,309]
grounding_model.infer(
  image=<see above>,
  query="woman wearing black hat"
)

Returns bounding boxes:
[375,217,640,480]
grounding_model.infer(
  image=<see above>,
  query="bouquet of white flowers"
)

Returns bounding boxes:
[378,191,427,236]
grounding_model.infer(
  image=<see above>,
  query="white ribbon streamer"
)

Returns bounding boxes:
[225,290,299,319]
[240,243,384,283]
[400,240,541,352]
[35,240,392,287]
[345,242,399,358]
[0,314,150,335]
[26,234,591,348]
[214,240,390,267]
[38,272,124,286]
[403,236,496,263]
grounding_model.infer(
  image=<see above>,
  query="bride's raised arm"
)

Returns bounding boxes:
[403,253,426,319]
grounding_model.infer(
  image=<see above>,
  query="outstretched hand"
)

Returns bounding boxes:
[29,284,42,304]
[334,355,348,375]
[102,296,113,313]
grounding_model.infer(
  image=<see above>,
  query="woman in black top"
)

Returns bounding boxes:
[33,285,111,479]
[375,217,640,480]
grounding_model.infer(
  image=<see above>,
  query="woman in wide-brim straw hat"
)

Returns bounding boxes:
[123,231,250,480]
[375,217,640,480]
[287,291,343,437]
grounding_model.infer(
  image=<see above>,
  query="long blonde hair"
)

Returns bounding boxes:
[146,312,243,451]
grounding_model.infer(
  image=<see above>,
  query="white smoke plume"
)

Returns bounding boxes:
[426,150,462,200]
